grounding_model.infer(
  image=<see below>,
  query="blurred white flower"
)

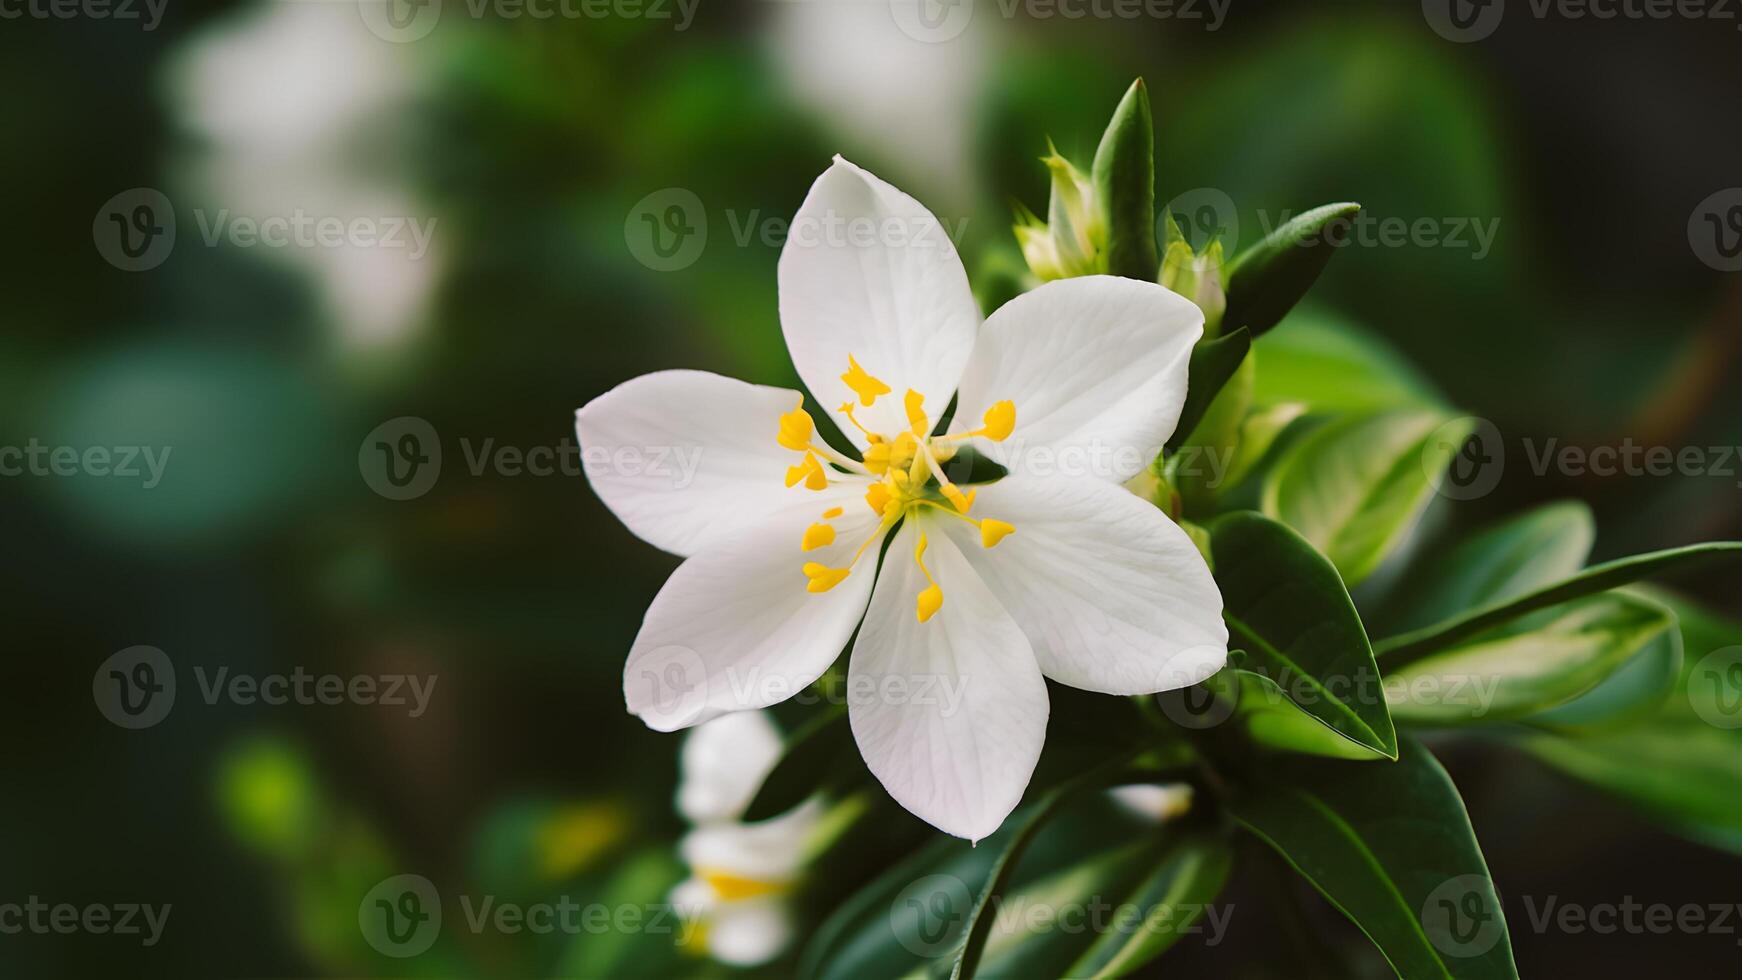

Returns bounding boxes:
[766,0,992,209]
[1109,782,1195,823]
[165,0,442,349]
[671,711,822,967]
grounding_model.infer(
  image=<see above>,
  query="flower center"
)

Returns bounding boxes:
[777,357,1018,622]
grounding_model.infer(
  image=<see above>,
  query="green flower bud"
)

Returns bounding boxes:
[1160,213,1227,334]
[1013,143,1106,281]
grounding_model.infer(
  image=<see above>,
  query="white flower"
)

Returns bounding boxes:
[670,712,820,967]
[578,157,1228,842]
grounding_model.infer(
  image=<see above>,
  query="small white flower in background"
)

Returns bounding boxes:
[578,157,1228,843]
[671,712,821,967]
[1109,783,1195,823]
[166,1,441,350]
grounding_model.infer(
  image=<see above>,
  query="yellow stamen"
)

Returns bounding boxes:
[801,522,836,552]
[841,355,892,406]
[980,519,1016,548]
[941,484,972,514]
[777,405,814,452]
[914,533,943,623]
[837,401,880,442]
[904,389,928,435]
[784,452,829,491]
[822,506,844,519]
[862,441,892,475]
[803,563,850,593]
[699,868,789,901]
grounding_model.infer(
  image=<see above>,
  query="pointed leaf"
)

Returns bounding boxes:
[1376,542,1742,666]
[742,705,851,822]
[1230,738,1520,980]
[1065,833,1235,978]
[1165,327,1251,455]
[1384,592,1676,725]
[1091,79,1158,281]
[1209,511,1398,759]
[1222,202,1360,338]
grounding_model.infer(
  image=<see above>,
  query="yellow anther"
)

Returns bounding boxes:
[980,519,1015,548]
[982,400,1016,442]
[841,355,892,407]
[904,389,928,435]
[785,452,828,491]
[777,405,814,452]
[941,484,973,514]
[865,482,893,516]
[803,563,851,593]
[822,506,844,519]
[914,533,943,623]
[801,522,836,552]
[889,468,911,489]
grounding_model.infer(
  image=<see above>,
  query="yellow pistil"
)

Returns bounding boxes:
[785,452,829,491]
[914,533,943,623]
[841,355,892,406]
[777,404,814,452]
[801,522,836,551]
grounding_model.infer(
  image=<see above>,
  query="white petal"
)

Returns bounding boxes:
[953,276,1202,484]
[847,519,1047,842]
[777,157,980,445]
[707,897,795,967]
[934,476,1227,695]
[678,711,785,824]
[576,369,814,557]
[680,801,823,882]
[624,483,887,731]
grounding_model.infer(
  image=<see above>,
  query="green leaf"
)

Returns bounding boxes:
[1511,590,1742,853]
[1230,668,1391,760]
[1525,609,1683,732]
[1262,410,1470,587]
[1230,738,1520,979]
[1063,833,1235,978]
[1384,592,1676,725]
[950,764,1123,980]
[1376,541,1742,666]
[1091,79,1157,281]
[1209,511,1397,759]
[1380,501,1594,637]
[1251,311,1446,413]
[742,705,851,822]
[1220,399,1306,491]
[1222,202,1360,338]
[1165,327,1251,455]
